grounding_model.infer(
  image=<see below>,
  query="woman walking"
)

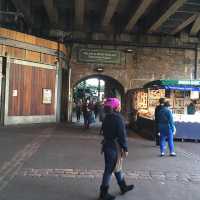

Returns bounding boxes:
[99,98,134,200]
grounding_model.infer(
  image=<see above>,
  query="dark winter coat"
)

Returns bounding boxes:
[102,111,128,152]
[154,104,164,132]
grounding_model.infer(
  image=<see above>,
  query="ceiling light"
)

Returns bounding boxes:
[95,67,104,72]
[126,49,134,53]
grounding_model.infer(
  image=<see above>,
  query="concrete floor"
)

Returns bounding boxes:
[0,123,200,200]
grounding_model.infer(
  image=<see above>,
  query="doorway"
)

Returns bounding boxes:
[72,74,125,125]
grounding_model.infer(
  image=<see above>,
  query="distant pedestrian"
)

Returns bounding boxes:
[154,98,165,145]
[82,101,90,128]
[99,101,105,123]
[158,101,176,157]
[75,100,82,122]
[88,100,96,125]
[94,102,99,119]
[99,98,134,200]
[187,101,196,115]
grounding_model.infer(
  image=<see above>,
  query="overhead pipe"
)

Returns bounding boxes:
[0,11,24,22]
[194,44,198,79]
[63,37,197,50]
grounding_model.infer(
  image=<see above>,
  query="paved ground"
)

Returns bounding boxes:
[0,122,200,200]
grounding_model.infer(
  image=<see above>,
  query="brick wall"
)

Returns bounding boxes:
[70,44,196,92]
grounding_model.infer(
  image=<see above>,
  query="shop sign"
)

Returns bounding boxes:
[12,90,17,97]
[161,80,200,86]
[42,89,52,104]
[190,91,199,99]
[77,48,121,64]
[178,80,200,86]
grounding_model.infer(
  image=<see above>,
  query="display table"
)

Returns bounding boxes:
[129,80,200,141]
[174,113,200,140]
[136,114,200,140]
[136,116,155,140]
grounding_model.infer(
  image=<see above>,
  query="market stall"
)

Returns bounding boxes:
[131,80,200,140]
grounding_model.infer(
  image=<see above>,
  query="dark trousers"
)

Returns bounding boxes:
[101,147,124,187]
[83,113,90,128]
[76,111,81,121]
[94,111,98,119]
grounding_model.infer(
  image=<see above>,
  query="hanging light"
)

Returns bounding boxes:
[125,48,134,53]
[96,67,104,72]
[95,64,104,72]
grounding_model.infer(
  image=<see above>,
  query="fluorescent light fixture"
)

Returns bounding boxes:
[95,67,104,72]
[124,48,134,53]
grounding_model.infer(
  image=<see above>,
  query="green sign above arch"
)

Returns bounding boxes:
[77,48,121,64]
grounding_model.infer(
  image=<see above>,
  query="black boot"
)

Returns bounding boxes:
[119,180,134,195]
[99,186,115,200]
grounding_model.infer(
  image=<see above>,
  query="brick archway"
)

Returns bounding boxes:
[73,74,123,90]
[72,72,125,91]
[73,74,124,95]
[72,74,126,110]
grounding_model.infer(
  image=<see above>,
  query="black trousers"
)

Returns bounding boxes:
[155,134,160,145]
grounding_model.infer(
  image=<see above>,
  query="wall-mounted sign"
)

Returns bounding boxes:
[178,80,200,86]
[42,89,52,104]
[190,91,199,99]
[78,48,121,64]
[13,90,18,97]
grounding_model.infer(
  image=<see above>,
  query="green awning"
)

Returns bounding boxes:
[143,80,200,90]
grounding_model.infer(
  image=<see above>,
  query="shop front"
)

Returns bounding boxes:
[130,80,200,140]
[0,28,69,125]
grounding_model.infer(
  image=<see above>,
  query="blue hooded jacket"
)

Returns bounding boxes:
[158,107,175,134]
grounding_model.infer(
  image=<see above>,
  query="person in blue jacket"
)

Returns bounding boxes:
[99,98,134,200]
[158,101,176,157]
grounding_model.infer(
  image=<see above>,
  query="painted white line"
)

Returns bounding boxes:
[0,134,52,192]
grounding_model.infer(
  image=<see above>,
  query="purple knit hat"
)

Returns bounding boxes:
[104,98,121,109]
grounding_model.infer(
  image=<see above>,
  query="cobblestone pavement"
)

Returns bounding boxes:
[0,124,200,200]
[20,168,200,183]
[0,127,53,192]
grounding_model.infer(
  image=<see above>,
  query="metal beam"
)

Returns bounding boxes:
[148,0,187,33]
[171,14,197,35]
[190,14,200,36]
[11,0,33,26]
[0,11,24,24]
[43,0,59,26]
[64,37,196,50]
[102,0,120,28]
[126,0,153,32]
[0,11,20,15]
[75,0,85,29]
[0,0,6,10]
